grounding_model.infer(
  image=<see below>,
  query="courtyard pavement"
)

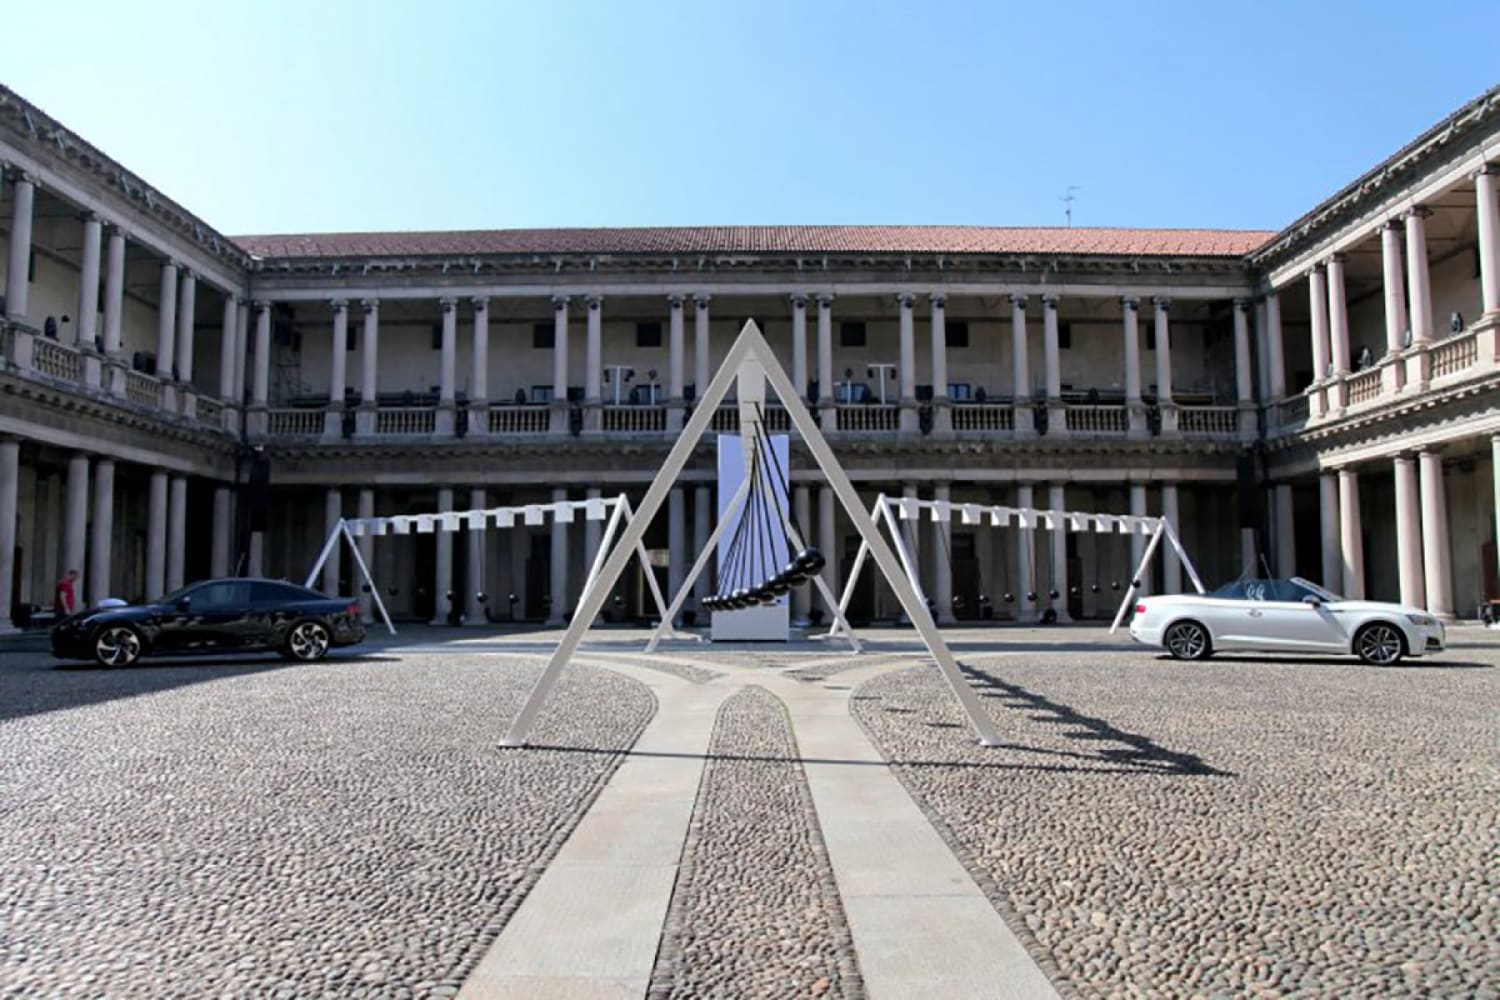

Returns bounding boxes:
[0,624,1496,998]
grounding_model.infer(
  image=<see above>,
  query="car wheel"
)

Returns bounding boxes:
[1163,620,1211,660]
[94,625,144,667]
[284,620,331,662]
[1354,622,1404,666]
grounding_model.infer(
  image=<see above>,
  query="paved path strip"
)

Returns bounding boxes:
[458,666,731,1000]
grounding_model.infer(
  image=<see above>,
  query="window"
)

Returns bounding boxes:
[636,321,662,348]
[251,581,314,605]
[840,321,866,347]
[945,321,969,348]
[533,322,555,349]
[430,323,443,350]
[1145,326,1156,351]
[531,385,554,403]
[1059,322,1072,350]
[192,581,252,609]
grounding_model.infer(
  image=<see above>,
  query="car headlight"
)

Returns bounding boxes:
[1406,614,1435,627]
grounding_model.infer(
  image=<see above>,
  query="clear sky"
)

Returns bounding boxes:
[6,1,1497,237]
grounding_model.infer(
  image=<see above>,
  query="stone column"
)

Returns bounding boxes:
[467,487,487,624]
[900,483,921,613]
[87,459,114,605]
[694,295,712,402]
[1010,295,1034,437]
[156,261,178,410]
[324,300,348,437]
[818,485,837,601]
[1160,483,1181,595]
[897,293,918,432]
[145,471,167,598]
[551,296,570,432]
[1326,255,1351,411]
[1266,292,1286,399]
[1405,207,1434,390]
[437,298,457,436]
[1318,473,1340,590]
[211,485,232,579]
[693,486,711,607]
[668,487,685,623]
[1476,165,1500,316]
[1307,266,1331,417]
[547,486,568,625]
[76,214,103,352]
[584,487,603,612]
[933,483,953,623]
[63,454,90,600]
[166,475,187,592]
[792,484,811,622]
[1418,450,1453,618]
[667,295,686,430]
[176,271,197,417]
[5,174,35,319]
[102,229,127,396]
[1378,221,1409,394]
[584,296,602,431]
[1337,468,1364,599]
[247,531,264,579]
[356,488,375,622]
[431,486,454,625]
[218,295,238,420]
[790,294,809,403]
[1122,298,1145,436]
[1043,295,1065,435]
[1274,483,1296,578]
[815,295,835,430]
[358,300,379,435]
[469,298,490,437]
[0,440,17,629]
[1016,483,1037,620]
[1493,436,1500,607]
[1128,484,1148,597]
[248,302,271,437]
[322,487,343,595]
[1392,456,1425,609]
[1233,299,1257,438]
[1152,297,1176,433]
[234,300,250,404]
[1049,484,1071,619]
[930,294,950,432]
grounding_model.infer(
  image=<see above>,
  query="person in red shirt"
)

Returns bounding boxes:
[54,568,79,616]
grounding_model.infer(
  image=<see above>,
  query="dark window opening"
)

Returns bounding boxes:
[946,321,970,348]
[636,321,662,348]
[430,323,443,350]
[840,321,866,347]
[533,322,555,349]
[1059,322,1072,350]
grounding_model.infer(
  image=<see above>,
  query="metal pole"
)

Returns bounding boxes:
[576,498,627,607]
[341,521,396,636]
[777,492,860,652]
[620,496,677,632]
[644,476,752,652]
[1110,519,1167,634]
[304,521,343,589]
[1163,519,1207,594]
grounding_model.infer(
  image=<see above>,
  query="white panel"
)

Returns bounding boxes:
[523,505,544,526]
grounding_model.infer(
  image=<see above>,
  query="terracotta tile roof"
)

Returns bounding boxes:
[233,225,1274,260]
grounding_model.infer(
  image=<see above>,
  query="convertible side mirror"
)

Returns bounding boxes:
[175,596,192,612]
[1301,594,1322,607]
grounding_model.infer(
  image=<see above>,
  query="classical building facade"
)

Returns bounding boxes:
[2,83,1498,628]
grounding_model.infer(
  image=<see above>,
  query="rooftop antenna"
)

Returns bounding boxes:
[1061,185,1081,227]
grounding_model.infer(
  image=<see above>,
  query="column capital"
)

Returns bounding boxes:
[1041,294,1059,308]
[1120,296,1139,310]
[471,296,489,311]
[1382,217,1405,232]
[79,210,103,226]
[929,293,947,308]
[1327,252,1347,266]
[813,293,833,308]
[585,295,602,309]
[162,258,180,272]
[439,297,457,311]
[1305,262,1326,278]
[1009,293,1027,308]
[1151,296,1170,311]
[361,298,380,312]
[552,294,571,310]
[252,299,270,313]
[1474,162,1499,178]
[694,293,713,308]
[896,292,917,309]
[329,298,348,312]
[1233,298,1253,311]
[1406,205,1434,221]
[788,293,808,309]
[667,294,685,308]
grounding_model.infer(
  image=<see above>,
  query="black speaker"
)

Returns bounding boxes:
[247,456,271,532]
[1236,449,1259,530]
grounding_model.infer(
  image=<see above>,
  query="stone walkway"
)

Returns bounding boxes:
[458,647,1057,1000]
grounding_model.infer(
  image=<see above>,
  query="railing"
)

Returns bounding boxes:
[1346,368,1383,406]
[124,369,163,409]
[1063,404,1127,434]
[602,405,666,433]
[710,405,740,433]
[950,403,1015,433]
[268,408,324,436]
[32,337,83,383]
[196,396,224,428]
[488,404,549,434]
[0,325,12,367]
[1179,405,1238,436]
[1431,331,1478,379]
[835,404,900,433]
[1270,395,1309,433]
[759,406,790,433]
[376,407,436,436]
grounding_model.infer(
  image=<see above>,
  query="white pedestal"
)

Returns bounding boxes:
[711,602,789,641]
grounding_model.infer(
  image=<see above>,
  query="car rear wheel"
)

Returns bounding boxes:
[1354,622,1404,666]
[94,625,144,667]
[284,620,331,662]
[1163,620,1211,660]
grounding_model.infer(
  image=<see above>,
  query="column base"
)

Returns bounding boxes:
[246,406,269,440]
[435,405,456,437]
[1012,407,1035,437]
[818,402,838,433]
[355,407,376,437]
[323,406,345,439]
[1237,402,1258,441]
[468,402,490,438]
[82,351,103,389]
[1157,402,1179,436]
[1046,403,1068,437]
[104,358,128,397]
[583,400,602,433]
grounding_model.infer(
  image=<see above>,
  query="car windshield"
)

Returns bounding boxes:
[1291,577,1342,602]
[1208,579,1344,602]
[156,583,198,604]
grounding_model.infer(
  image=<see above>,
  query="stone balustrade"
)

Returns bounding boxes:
[375,407,437,436]
[950,403,1015,433]
[1063,404,1128,435]
[124,369,163,409]
[1179,405,1239,436]
[488,404,550,435]
[1346,368,1383,406]
[31,337,83,383]
[836,404,900,433]
[1430,331,1478,379]
[602,405,667,433]
[268,409,324,436]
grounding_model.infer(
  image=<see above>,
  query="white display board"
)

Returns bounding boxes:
[712,432,791,641]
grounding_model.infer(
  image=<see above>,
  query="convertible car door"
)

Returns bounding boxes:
[1254,582,1347,651]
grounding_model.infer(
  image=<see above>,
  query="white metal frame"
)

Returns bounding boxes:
[304,494,674,637]
[829,494,1206,636]
[504,320,1004,748]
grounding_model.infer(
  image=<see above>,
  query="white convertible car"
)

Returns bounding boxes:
[1128,577,1445,665]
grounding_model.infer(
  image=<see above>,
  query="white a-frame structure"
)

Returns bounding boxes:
[503,320,1004,748]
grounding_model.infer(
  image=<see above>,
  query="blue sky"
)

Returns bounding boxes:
[6,1,1497,236]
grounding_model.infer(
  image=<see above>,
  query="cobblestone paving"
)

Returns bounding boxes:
[0,651,653,999]
[854,647,1500,998]
[649,685,863,999]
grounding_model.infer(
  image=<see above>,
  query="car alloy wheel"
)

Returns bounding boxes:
[94,626,142,667]
[1355,623,1404,666]
[1163,621,1209,660]
[287,621,331,662]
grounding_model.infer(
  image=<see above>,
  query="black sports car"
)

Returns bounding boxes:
[51,578,366,667]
